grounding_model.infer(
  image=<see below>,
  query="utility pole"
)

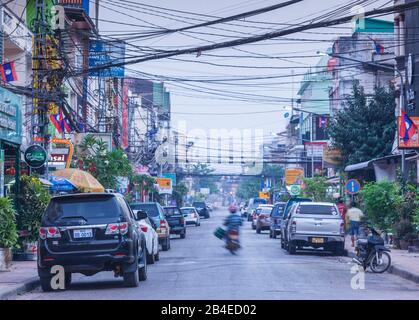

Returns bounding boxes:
[0,1,4,63]
[95,0,100,30]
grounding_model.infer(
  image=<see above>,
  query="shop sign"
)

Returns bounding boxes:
[0,87,22,145]
[24,145,47,168]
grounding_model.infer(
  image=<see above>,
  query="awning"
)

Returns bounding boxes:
[344,160,372,172]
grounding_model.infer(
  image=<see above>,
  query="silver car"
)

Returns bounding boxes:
[180,207,201,226]
[283,202,345,255]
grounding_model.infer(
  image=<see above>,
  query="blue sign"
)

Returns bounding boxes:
[345,179,361,195]
[162,173,176,186]
[0,87,22,145]
[89,40,125,77]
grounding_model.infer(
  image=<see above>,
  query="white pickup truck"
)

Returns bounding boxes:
[284,202,345,255]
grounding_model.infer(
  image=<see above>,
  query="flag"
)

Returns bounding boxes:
[399,111,418,144]
[372,39,385,54]
[49,112,63,134]
[0,61,18,82]
[318,116,328,128]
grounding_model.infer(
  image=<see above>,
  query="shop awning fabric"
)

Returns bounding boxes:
[53,169,105,193]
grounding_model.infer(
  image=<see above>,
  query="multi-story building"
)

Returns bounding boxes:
[329,18,395,116]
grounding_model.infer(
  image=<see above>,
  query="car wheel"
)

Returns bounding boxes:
[256,227,261,234]
[280,239,285,249]
[162,237,169,251]
[269,230,273,238]
[65,273,72,289]
[147,249,155,264]
[138,249,147,281]
[288,242,296,255]
[123,262,139,287]
[272,232,277,239]
[252,223,256,230]
[40,276,54,292]
[154,250,160,261]
[334,243,345,256]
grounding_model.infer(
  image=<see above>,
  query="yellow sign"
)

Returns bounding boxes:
[259,191,270,199]
[285,168,304,186]
[156,178,172,189]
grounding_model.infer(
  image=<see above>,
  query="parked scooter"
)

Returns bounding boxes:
[353,225,391,273]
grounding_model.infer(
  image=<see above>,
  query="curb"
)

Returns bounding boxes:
[0,277,39,300]
[345,250,419,284]
[389,265,419,284]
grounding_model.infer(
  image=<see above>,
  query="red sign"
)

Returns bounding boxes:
[50,154,67,163]
[398,116,419,149]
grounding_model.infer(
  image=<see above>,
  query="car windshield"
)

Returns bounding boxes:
[193,202,205,208]
[164,207,181,216]
[181,208,195,214]
[298,205,338,215]
[130,203,159,217]
[272,204,285,216]
[43,196,121,224]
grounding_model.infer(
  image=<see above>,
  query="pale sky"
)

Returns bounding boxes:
[97,0,392,173]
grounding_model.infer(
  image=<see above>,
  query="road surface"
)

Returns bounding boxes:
[19,209,419,300]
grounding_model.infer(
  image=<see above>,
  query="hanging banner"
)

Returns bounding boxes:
[398,116,419,149]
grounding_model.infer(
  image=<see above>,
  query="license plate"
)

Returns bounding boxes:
[311,237,324,244]
[73,229,93,239]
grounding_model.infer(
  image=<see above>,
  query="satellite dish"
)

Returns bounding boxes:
[284,112,290,118]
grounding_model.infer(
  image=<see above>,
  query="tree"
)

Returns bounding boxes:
[262,164,284,188]
[302,177,332,202]
[328,82,396,166]
[75,135,133,189]
[236,177,260,200]
[190,163,218,194]
[172,183,188,207]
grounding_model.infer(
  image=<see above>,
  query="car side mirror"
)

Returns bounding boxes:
[135,210,148,220]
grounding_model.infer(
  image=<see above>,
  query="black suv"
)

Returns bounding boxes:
[192,201,210,219]
[37,193,147,291]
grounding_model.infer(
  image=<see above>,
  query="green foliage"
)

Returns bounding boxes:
[0,197,19,248]
[302,177,332,202]
[76,134,133,189]
[236,177,260,200]
[328,82,396,166]
[359,181,402,231]
[172,183,188,207]
[15,176,51,242]
[131,174,157,195]
[190,163,218,194]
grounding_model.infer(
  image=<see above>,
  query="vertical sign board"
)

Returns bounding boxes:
[0,150,4,197]
[285,168,305,186]
[156,178,172,195]
[398,116,419,149]
[89,40,125,78]
[162,172,176,186]
[0,87,22,145]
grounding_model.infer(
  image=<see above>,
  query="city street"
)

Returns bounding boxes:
[18,209,419,300]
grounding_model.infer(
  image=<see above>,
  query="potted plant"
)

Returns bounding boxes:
[0,197,19,271]
[13,176,51,260]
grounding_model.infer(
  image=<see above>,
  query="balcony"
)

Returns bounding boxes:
[2,7,32,54]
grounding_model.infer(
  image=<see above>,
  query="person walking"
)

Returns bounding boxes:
[346,201,364,247]
[336,198,347,230]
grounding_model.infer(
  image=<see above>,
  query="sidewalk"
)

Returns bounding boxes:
[0,261,38,300]
[345,235,419,284]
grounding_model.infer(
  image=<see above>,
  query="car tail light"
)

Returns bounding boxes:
[40,227,61,239]
[140,225,148,233]
[291,220,297,234]
[39,227,47,240]
[119,222,128,235]
[340,222,344,235]
[160,220,167,229]
[106,223,129,235]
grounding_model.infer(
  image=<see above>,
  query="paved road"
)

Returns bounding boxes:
[19,209,419,300]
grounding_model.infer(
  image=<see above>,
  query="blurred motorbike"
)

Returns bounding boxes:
[225,229,240,254]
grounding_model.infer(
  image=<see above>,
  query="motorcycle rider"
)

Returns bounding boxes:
[224,205,242,244]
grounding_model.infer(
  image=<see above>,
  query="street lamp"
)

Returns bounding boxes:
[318,51,407,179]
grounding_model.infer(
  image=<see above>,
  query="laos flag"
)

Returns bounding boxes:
[400,111,417,144]
[0,61,18,82]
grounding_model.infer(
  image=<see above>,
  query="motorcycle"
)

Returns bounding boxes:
[225,229,240,255]
[353,226,391,273]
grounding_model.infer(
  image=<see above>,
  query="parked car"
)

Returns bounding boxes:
[38,193,147,291]
[130,202,171,251]
[181,207,201,226]
[282,202,345,255]
[163,206,187,239]
[135,210,160,264]
[255,205,274,233]
[192,201,210,218]
[252,204,273,230]
[269,202,286,238]
[246,198,268,221]
[280,197,313,247]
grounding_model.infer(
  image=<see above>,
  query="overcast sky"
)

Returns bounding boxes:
[97,0,392,173]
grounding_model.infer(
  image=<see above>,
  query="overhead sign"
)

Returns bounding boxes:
[156,177,172,195]
[259,191,270,199]
[200,188,210,195]
[289,185,301,196]
[24,144,47,168]
[89,40,125,77]
[345,179,361,195]
[305,142,327,157]
[323,147,343,167]
[285,168,304,186]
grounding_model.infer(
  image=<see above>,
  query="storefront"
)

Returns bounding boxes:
[0,87,23,198]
